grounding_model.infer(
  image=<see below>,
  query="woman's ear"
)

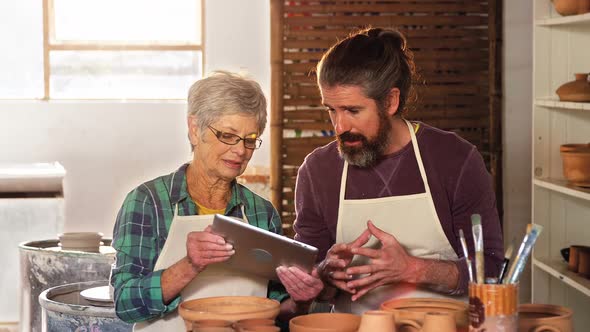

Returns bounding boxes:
[187,116,199,146]
[387,88,401,116]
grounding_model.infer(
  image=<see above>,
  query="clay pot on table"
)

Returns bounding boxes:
[179,296,280,331]
[380,298,468,332]
[556,73,590,102]
[357,310,396,332]
[234,318,277,332]
[289,313,360,332]
[191,319,234,332]
[518,304,573,332]
[560,144,590,188]
[397,312,457,332]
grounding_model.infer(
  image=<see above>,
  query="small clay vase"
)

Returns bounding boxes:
[518,304,573,332]
[553,0,580,15]
[357,310,396,332]
[556,73,590,102]
[560,144,590,187]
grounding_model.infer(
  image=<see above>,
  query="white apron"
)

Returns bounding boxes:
[334,120,461,314]
[134,206,268,331]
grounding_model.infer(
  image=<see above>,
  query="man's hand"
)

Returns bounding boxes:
[345,220,418,301]
[317,228,372,294]
[186,225,235,273]
[276,266,324,303]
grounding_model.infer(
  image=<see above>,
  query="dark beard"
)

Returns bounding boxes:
[337,111,392,168]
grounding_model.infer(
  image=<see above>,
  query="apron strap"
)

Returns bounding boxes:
[404,120,432,195]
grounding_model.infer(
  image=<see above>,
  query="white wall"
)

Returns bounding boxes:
[0,0,272,236]
[503,0,533,302]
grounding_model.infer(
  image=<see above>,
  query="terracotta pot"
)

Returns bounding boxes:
[518,304,573,332]
[234,318,276,332]
[192,319,234,332]
[553,0,580,15]
[422,312,456,332]
[179,296,280,328]
[560,144,590,187]
[239,326,280,332]
[289,313,360,332]
[578,0,590,13]
[556,73,590,102]
[578,246,590,278]
[568,245,584,272]
[396,312,457,332]
[380,298,468,332]
[358,310,396,332]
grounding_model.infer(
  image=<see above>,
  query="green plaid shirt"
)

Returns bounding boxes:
[110,163,287,323]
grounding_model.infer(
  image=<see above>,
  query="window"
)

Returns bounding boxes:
[0,0,203,100]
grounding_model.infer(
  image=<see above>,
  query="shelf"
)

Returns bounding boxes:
[536,12,590,26]
[534,178,590,201]
[533,257,590,297]
[535,97,590,111]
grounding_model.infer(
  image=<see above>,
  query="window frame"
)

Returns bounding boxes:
[42,0,205,100]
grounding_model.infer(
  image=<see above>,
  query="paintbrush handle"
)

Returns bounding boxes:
[497,259,509,283]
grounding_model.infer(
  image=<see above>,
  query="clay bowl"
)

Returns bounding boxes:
[58,232,103,252]
[179,296,280,327]
[289,313,360,332]
[380,297,468,331]
[560,144,590,188]
[518,304,573,332]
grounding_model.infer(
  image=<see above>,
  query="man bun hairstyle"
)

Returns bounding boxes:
[317,27,417,115]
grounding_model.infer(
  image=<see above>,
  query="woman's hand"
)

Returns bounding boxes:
[276,266,324,303]
[186,225,235,273]
[316,228,371,294]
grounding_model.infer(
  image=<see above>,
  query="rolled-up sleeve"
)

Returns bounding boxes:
[110,189,179,323]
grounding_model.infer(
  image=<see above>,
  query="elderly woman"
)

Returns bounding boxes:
[110,71,318,331]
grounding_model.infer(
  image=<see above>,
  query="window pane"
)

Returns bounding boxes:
[50,51,201,99]
[53,0,201,44]
[0,0,44,98]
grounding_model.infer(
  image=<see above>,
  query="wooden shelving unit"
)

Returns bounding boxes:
[531,2,590,330]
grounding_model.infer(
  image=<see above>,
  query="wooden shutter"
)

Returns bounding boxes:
[270,0,503,237]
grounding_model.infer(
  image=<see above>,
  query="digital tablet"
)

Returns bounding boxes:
[211,214,318,280]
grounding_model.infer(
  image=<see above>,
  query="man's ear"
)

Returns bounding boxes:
[387,88,401,116]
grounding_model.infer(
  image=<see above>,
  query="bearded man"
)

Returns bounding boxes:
[275,27,504,314]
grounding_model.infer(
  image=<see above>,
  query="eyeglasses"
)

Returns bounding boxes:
[208,126,262,150]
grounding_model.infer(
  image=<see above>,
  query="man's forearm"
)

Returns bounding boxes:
[405,257,459,294]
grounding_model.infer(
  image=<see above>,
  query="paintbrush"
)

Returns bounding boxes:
[459,229,474,283]
[471,214,484,284]
[504,224,544,284]
[497,242,514,284]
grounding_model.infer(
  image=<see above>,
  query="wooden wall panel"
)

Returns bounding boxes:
[270,0,503,237]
